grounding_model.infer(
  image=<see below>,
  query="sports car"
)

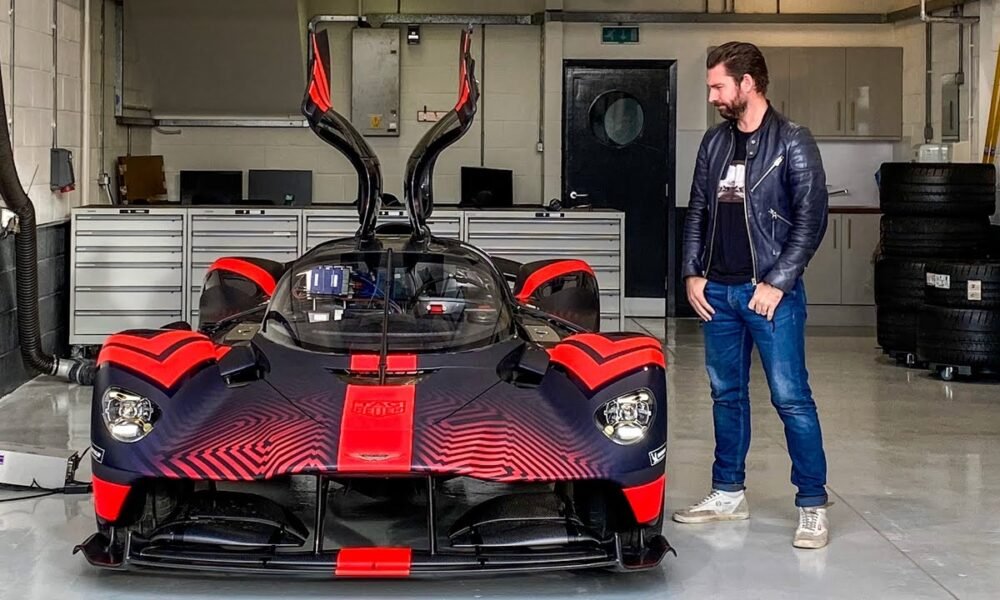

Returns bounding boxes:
[74,26,672,577]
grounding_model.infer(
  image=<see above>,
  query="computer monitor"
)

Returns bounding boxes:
[460,166,513,208]
[179,170,242,205]
[248,169,313,206]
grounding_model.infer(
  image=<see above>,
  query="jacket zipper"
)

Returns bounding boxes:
[769,208,792,226]
[769,208,792,253]
[750,155,784,194]
[743,152,759,285]
[703,130,735,278]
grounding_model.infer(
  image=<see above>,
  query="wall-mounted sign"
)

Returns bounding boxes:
[601,26,639,45]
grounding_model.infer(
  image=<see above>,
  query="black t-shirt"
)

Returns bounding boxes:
[707,127,755,284]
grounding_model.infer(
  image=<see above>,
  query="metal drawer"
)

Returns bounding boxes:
[75,214,184,233]
[468,233,619,254]
[76,249,184,265]
[600,291,620,315]
[75,231,183,248]
[75,265,183,287]
[600,316,624,333]
[190,211,299,233]
[190,249,298,267]
[467,216,620,238]
[190,232,298,250]
[73,312,183,336]
[75,289,183,312]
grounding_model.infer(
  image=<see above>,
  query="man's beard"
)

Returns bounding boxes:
[715,93,748,120]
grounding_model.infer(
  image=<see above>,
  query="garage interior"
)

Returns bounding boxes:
[1,0,1000,598]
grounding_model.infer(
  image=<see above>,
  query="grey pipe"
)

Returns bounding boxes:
[0,65,95,385]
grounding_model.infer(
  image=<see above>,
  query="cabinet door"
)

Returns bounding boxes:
[840,213,880,305]
[846,48,902,138]
[789,48,846,137]
[761,47,790,117]
[802,215,842,305]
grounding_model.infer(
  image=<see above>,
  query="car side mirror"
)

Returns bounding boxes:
[218,345,260,384]
[517,344,550,378]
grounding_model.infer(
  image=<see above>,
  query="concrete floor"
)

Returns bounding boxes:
[1,318,998,599]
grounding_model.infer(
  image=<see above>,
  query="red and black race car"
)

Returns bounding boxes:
[74,26,672,577]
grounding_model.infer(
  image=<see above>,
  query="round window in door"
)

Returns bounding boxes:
[589,91,645,148]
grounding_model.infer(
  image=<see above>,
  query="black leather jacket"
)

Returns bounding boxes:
[682,108,828,293]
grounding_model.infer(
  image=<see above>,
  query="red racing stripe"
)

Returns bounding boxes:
[350,354,418,373]
[622,475,666,525]
[102,330,204,356]
[454,33,472,110]
[207,258,277,296]
[92,474,131,521]
[335,547,412,577]
[549,343,665,391]
[98,339,220,389]
[516,260,595,302]
[338,385,416,473]
[564,333,662,358]
[308,34,332,112]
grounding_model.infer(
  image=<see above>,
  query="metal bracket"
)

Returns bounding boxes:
[1,207,19,237]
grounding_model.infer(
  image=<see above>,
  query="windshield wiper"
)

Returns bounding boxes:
[378,248,394,384]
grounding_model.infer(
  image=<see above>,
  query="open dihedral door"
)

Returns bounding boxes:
[403,26,480,239]
[515,259,601,332]
[302,29,383,241]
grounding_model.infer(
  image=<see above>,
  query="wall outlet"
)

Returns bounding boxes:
[417,110,450,123]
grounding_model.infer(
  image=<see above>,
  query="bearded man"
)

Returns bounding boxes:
[675,41,832,549]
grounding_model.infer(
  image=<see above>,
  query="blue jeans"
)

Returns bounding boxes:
[702,279,828,508]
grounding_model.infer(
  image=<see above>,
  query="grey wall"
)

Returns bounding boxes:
[0,222,69,397]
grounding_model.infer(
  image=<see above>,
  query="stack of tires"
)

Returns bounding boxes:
[875,162,996,367]
[919,259,1000,380]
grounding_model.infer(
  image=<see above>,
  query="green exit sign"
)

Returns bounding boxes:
[602,26,639,45]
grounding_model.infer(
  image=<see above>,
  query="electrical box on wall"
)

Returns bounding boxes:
[941,74,961,142]
[352,27,400,137]
[50,148,76,193]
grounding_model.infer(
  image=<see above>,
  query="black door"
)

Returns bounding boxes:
[563,60,676,303]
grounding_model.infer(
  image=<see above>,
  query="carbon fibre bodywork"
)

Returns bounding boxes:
[75,26,672,577]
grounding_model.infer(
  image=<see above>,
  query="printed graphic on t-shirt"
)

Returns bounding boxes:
[717,161,746,204]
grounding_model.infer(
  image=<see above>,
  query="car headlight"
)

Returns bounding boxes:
[102,388,158,443]
[595,389,654,445]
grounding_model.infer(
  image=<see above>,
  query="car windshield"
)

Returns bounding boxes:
[261,248,513,353]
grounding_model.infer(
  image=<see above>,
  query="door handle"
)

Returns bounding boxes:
[850,102,856,131]
[836,101,842,132]
[847,217,852,249]
[569,191,589,200]
[832,219,837,250]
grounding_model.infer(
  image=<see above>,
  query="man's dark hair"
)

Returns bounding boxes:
[707,42,769,95]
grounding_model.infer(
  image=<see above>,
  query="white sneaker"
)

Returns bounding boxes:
[793,507,829,549]
[672,490,750,524]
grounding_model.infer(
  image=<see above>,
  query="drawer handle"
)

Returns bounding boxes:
[77,263,181,269]
[77,287,182,293]
[75,310,182,316]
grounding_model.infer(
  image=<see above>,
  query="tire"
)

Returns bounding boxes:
[924,259,1000,309]
[876,307,919,354]
[874,257,926,309]
[917,306,1000,367]
[879,163,996,217]
[880,216,990,258]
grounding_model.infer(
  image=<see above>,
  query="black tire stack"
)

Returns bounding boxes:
[919,259,1000,379]
[875,163,996,369]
